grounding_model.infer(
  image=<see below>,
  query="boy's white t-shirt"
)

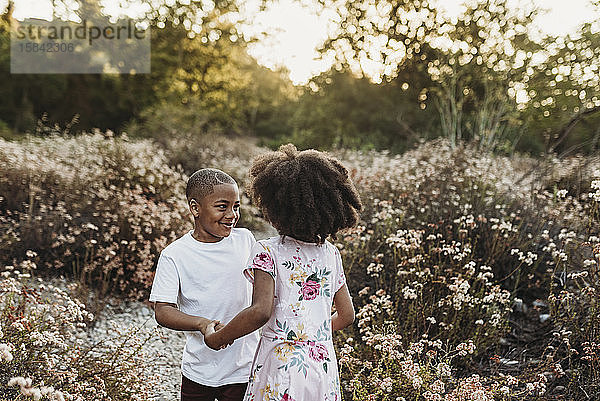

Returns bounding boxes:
[149,227,259,387]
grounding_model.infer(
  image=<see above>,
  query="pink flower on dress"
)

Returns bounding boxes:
[281,394,295,401]
[308,342,329,362]
[299,280,321,300]
[252,252,274,273]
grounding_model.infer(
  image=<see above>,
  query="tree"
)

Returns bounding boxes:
[519,23,600,154]
[1,0,297,136]
[267,68,437,152]
[317,0,600,154]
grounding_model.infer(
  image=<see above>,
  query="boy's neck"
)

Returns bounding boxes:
[191,228,224,243]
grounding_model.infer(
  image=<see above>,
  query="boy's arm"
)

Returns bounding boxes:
[154,302,216,334]
[204,269,274,349]
[331,283,355,331]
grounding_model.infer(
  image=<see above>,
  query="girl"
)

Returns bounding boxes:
[204,144,362,401]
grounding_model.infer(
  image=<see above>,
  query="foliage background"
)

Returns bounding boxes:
[2,0,600,400]
[0,0,599,155]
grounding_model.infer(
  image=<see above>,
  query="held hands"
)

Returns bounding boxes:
[204,321,233,350]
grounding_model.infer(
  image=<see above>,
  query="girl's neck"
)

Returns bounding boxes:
[279,234,320,245]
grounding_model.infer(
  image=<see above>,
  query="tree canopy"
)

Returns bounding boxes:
[1,0,599,155]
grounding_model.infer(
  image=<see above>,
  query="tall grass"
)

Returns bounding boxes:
[1,133,599,399]
[333,141,600,399]
[0,258,160,400]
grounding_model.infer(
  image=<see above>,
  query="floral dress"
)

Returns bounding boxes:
[242,235,347,401]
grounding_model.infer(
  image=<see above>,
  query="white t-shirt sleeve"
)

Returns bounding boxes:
[247,229,257,247]
[149,253,180,304]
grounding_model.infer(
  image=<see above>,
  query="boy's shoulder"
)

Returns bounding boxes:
[160,229,255,258]
[231,227,254,239]
[230,227,256,247]
[160,231,193,257]
[169,228,254,249]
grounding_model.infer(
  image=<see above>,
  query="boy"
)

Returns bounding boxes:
[150,168,259,401]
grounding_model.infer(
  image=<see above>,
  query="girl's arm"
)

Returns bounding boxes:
[204,269,275,350]
[332,284,355,331]
[154,302,220,334]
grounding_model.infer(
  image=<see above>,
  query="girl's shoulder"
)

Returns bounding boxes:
[256,235,282,248]
[256,236,340,257]
[318,239,340,256]
[252,236,283,257]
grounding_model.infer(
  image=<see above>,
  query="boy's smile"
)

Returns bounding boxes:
[190,183,240,243]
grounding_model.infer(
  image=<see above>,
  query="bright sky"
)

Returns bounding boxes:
[242,0,600,84]
[4,0,599,84]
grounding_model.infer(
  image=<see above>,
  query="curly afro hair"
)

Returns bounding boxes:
[248,144,362,244]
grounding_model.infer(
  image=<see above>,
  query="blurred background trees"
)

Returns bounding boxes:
[1,0,599,155]
[317,0,600,154]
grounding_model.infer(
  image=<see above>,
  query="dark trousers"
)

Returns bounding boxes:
[181,375,248,401]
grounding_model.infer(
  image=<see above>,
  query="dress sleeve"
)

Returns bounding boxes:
[243,241,276,283]
[333,245,347,294]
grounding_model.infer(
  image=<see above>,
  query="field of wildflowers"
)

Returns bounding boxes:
[1,133,599,399]
[334,142,600,400]
[0,262,161,400]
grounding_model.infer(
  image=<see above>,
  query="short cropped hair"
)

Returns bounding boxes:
[248,144,362,244]
[186,168,237,201]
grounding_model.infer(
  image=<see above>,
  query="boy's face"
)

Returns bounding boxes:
[189,183,240,242]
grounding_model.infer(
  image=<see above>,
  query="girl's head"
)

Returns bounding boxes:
[248,144,362,244]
